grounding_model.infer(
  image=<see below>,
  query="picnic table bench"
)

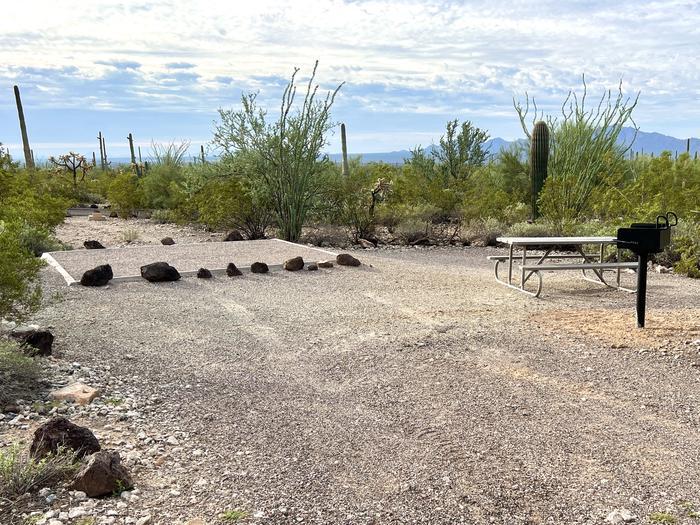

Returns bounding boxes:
[488,236,638,297]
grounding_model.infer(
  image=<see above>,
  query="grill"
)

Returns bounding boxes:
[616,212,677,327]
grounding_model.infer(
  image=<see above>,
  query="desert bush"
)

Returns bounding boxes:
[120,228,141,244]
[17,223,66,256]
[108,171,143,218]
[150,209,176,224]
[655,220,700,277]
[0,221,43,321]
[0,444,79,500]
[140,163,185,210]
[506,221,562,238]
[0,341,43,409]
[462,218,506,246]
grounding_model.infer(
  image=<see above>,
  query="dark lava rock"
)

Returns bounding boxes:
[83,240,105,250]
[223,230,244,242]
[284,256,304,271]
[71,450,133,498]
[250,262,269,274]
[10,328,54,356]
[307,263,319,271]
[197,268,212,279]
[80,264,113,287]
[161,237,175,246]
[226,263,243,277]
[30,417,101,459]
[140,262,180,282]
[109,211,118,218]
[336,253,361,267]
[90,204,98,209]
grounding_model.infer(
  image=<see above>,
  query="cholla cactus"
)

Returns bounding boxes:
[49,152,92,189]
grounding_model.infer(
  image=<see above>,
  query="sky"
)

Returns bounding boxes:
[1,0,699,160]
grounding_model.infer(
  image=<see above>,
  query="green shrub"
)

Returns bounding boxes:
[17,223,66,256]
[0,444,79,500]
[506,221,561,238]
[0,222,43,321]
[462,218,506,246]
[108,171,143,218]
[0,341,44,408]
[150,209,176,224]
[140,164,185,210]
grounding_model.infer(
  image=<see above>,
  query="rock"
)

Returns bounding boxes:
[140,262,180,282]
[307,264,318,271]
[186,520,206,525]
[336,253,361,267]
[30,417,101,459]
[51,382,101,405]
[358,238,375,249]
[10,326,54,356]
[226,263,242,277]
[166,435,179,446]
[284,256,304,271]
[88,212,105,222]
[71,450,133,498]
[317,260,334,268]
[605,509,637,524]
[90,204,98,209]
[197,268,212,279]
[223,230,244,242]
[250,262,269,274]
[83,240,105,250]
[109,211,118,218]
[160,237,175,246]
[136,517,152,525]
[80,264,113,287]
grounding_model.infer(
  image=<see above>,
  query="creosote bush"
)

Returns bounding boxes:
[0,444,79,500]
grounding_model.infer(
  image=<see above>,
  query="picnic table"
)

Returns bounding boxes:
[488,236,639,297]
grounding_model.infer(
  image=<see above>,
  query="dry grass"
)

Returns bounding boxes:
[0,342,44,409]
[0,445,79,501]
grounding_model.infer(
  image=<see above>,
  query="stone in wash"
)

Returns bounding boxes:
[307,263,318,271]
[250,262,269,274]
[223,230,244,242]
[140,262,180,282]
[30,417,100,459]
[336,253,361,267]
[10,326,54,356]
[81,264,113,287]
[358,238,375,249]
[88,212,105,222]
[226,263,243,277]
[71,450,133,498]
[51,382,101,406]
[160,237,175,246]
[317,260,334,268]
[284,256,304,271]
[197,268,212,279]
[83,240,105,250]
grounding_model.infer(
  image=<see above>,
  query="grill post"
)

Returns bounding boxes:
[636,253,648,328]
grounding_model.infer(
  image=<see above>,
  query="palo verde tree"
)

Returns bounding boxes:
[213,61,343,242]
[514,76,639,224]
[433,119,490,184]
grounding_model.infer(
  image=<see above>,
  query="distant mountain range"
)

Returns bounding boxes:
[328,127,700,165]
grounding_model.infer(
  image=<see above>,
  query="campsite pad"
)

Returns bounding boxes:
[43,239,337,285]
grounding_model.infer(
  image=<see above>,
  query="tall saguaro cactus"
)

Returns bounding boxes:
[340,123,350,177]
[530,121,550,220]
[13,85,34,169]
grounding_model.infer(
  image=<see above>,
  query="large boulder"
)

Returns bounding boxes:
[10,327,54,356]
[284,256,304,271]
[83,240,105,250]
[223,230,244,242]
[140,262,180,283]
[336,253,361,267]
[71,450,133,498]
[197,268,212,279]
[81,264,113,287]
[250,262,269,274]
[160,237,175,246]
[226,263,242,277]
[30,417,101,459]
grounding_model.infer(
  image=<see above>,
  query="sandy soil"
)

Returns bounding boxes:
[4,220,700,524]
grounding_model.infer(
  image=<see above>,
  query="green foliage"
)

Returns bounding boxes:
[0,341,43,408]
[150,140,190,167]
[649,512,677,524]
[139,163,185,210]
[0,443,79,499]
[221,509,248,521]
[108,171,143,218]
[17,223,66,256]
[0,221,43,321]
[213,61,343,242]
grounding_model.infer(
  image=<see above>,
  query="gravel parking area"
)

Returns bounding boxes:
[10,238,700,524]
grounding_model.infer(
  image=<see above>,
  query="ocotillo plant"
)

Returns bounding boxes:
[341,123,350,177]
[530,121,549,220]
[13,85,34,169]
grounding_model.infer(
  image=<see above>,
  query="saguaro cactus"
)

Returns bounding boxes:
[13,85,34,169]
[340,123,350,177]
[530,121,549,220]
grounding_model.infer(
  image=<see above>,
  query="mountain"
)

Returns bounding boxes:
[328,128,699,165]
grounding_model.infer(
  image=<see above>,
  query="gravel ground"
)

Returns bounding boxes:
[5,232,700,524]
[48,240,338,281]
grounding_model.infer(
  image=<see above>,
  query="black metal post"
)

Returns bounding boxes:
[636,253,648,328]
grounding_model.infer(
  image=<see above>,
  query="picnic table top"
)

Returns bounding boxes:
[496,236,617,246]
